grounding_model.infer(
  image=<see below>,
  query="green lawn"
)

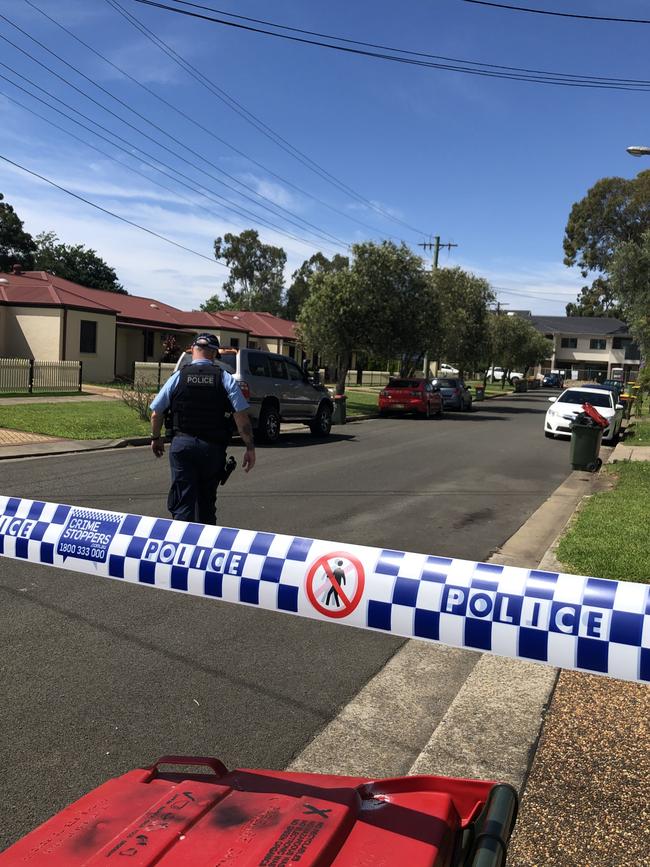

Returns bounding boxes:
[556,463,650,584]
[0,391,82,399]
[343,390,380,415]
[466,380,514,396]
[0,401,149,439]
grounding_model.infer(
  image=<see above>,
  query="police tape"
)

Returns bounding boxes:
[1,495,648,684]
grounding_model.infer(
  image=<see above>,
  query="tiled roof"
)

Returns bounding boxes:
[216,310,297,340]
[0,271,247,332]
[530,316,630,336]
[181,310,250,332]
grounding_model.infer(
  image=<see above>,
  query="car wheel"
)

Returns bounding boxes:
[423,402,431,419]
[309,402,333,437]
[257,404,281,444]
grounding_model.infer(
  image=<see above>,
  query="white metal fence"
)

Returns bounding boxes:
[345,370,391,387]
[0,358,82,393]
[133,361,176,388]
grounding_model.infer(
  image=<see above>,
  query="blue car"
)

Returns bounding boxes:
[542,373,564,388]
[430,377,473,411]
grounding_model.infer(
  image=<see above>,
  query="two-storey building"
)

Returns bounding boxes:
[528,316,641,381]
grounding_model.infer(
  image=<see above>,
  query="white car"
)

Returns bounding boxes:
[544,386,624,444]
[488,366,524,383]
[439,362,459,375]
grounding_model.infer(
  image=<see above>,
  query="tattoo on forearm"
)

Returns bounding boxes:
[239,418,254,448]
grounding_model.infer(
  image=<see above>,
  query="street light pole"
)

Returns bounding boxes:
[627,145,650,157]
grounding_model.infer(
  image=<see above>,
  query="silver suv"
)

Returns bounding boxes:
[175,348,333,444]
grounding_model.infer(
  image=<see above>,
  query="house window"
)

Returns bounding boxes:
[589,338,606,350]
[288,344,295,359]
[79,320,97,354]
[144,331,154,357]
[230,337,240,349]
[613,337,632,349]
[561,337,577,349]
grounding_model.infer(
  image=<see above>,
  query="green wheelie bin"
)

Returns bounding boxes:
[569,413,603,472]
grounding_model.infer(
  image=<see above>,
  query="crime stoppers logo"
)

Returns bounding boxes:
[56,508,122,564]
[306,551,365,619]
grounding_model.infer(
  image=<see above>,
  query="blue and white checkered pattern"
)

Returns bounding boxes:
[1,495,649,683]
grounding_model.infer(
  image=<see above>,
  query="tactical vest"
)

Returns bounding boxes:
[170,364,232,444]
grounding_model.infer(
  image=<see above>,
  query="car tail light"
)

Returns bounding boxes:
[239,380,250,400]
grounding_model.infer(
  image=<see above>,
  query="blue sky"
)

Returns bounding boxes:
[1,0,649,313]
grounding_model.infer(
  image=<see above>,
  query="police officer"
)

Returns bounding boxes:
[149,333,255,524]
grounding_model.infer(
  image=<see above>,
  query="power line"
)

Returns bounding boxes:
[167,0,650,75]
[492,285,577,305]
[111,0,426,236]
[22,0,394,242]
[0,152,223,265]
[131,0,650,92]
[0,62,339,253]
[463,1,650,25]
[0,84,266,236]
[0,13,348,251]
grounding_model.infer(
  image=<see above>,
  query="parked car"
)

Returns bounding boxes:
[378,378,443,418]
[544,386,624,444]
[542,373,564,388]
[430,377,473,411]
[174,348,333,444]
[438,362,459,375]
[487,366,524,384]
[595,379,625,400]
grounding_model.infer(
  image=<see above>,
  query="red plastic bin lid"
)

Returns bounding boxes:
[0,756,495,866]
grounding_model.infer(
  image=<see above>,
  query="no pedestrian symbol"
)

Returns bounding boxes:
[306,551,365,619]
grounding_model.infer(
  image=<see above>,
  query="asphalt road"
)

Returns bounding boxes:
[0,391,571,848]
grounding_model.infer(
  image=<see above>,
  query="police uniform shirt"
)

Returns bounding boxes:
[150,359,249,417]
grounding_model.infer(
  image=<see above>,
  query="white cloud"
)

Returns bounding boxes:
[456,256,584,316]
[238,172,298,211]
[0,160,340,309]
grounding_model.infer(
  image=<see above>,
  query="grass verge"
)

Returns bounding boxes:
[0,401,149,439]
[629,414,650,445]
[343,390,379,415]
[556,463,650,584]
[466,380,514,397]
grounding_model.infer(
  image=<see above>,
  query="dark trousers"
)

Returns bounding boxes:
[167,434,226,524]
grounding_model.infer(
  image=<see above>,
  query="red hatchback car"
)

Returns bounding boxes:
[378,378,444,418]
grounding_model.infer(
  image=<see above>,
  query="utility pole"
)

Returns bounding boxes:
[418,236,458,379]
[418,235,458,269]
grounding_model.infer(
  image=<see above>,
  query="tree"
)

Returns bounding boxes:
[298,265,360,394]
[298,241,440,392]
[200,293,235,312]
[284,252,349,320]
[563,170,650,314]
[434,267,495,377]
[0,192,36,271]
[213,229,286,314]
[565,278,622,318]
[34,232,125,293]
[489,313,551,385]
[610,230,650,359]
